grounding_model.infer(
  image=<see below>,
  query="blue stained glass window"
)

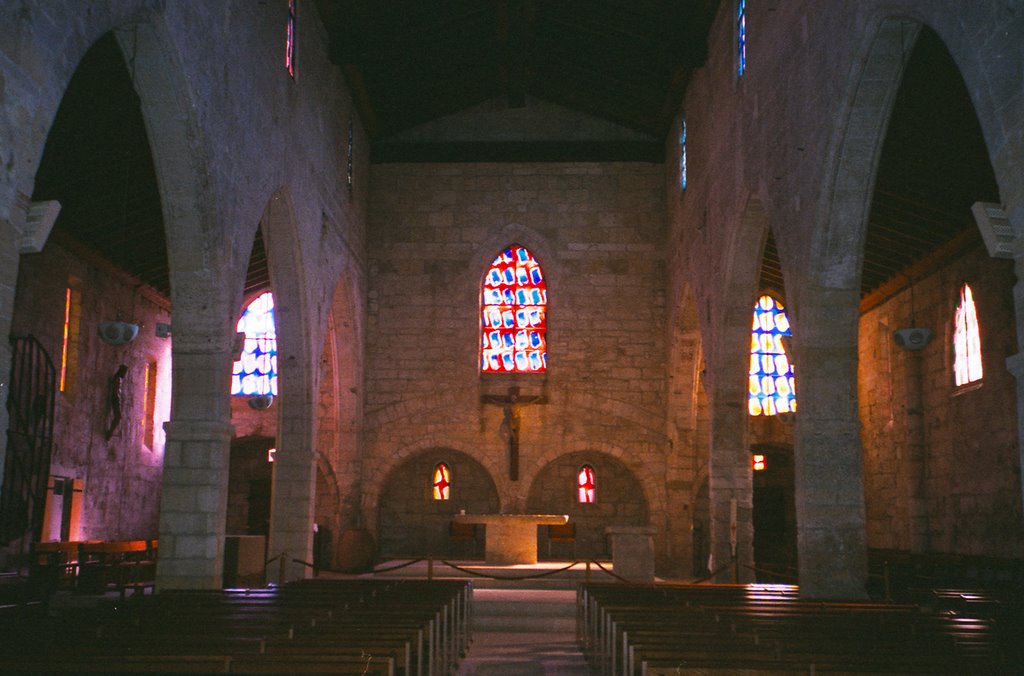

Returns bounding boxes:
[680,118,688,191]
[232,292,278,396]
[737,0,747,78]
[748,295,795,416]
[481,245,547,373]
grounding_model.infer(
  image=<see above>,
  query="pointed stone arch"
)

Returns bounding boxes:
[797,18,922,599]
[254,188,319,582]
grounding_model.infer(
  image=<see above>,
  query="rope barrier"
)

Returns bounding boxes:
[691,560,736,584]
[589,560,633,584]
[369,558,426,574]
[437,559,582,580]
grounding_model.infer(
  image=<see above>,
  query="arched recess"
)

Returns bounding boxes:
[377,449,499,558]
[253,188,319,582]
[855,26,1019,560]
[798,18,921,599]
[526,451,648,560]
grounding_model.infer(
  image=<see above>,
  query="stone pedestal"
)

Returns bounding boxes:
[453,514,568,564]
[605,526,656,582]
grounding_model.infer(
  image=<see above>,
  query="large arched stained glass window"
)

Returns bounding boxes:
[954,282,983,386]
[232,292,278,396]
[749,295,795,416]
[432,462,451,501]
[577,464,596,504]
[481,245,547,373]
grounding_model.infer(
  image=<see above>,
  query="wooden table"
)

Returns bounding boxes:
[451,514,568,564]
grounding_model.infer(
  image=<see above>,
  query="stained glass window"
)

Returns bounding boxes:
[679,117,687,191]
[737,0,747,78]
[954,282,983,386]
[749,295,795,416]
[346,119,354,192]
[432,462,451,501]
[232,292,278,396]
[285,0,297,79]
[481,245,547,373]
[577,464,596,504]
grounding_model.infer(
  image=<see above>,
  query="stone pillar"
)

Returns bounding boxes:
[157,419,234,589]
[794,342,868,600]
[901,347,930,551]
[708,395,754,583]
[1005,352,1024,522]
[606,526,657,583]
[268,442,316,583]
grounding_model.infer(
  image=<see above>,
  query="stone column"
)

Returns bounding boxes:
[793,342,868,600]
[267,441,317,583]
[157,419,234,589]
[708,395,754,583]
[900,346,930,551]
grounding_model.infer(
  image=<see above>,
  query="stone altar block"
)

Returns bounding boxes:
[452,514,568,564]
[605,526,656,582]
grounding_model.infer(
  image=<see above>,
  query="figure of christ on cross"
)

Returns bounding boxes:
[480,386,546,481]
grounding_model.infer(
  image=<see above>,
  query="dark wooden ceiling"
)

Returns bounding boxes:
[316,0,719,143]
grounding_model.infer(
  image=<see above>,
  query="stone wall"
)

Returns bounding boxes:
[859,245,1022,557]
[364,160,675,570]
[10,239,170,544]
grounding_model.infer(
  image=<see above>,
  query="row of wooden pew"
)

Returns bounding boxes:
[0,578,471,674]
[30,539,157,597]
[578,581,1023,675]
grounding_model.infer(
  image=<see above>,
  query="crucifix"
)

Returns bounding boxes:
[481,386,546,481]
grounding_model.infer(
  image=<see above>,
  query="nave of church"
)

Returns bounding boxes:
[2,0,1024,671]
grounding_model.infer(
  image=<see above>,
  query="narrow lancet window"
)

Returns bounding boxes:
[577,464,596,504]
[954,282,983,386]
[285,0,297,79]
[432,462,451,501]
[749,295,796,416]
[737,0,747,77]
[481,245,547,373]
[679,117,688,191]
[232,292,278,396]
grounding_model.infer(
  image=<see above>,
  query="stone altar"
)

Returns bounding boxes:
[452,513,568,564]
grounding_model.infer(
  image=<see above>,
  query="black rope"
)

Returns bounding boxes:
[438,559,582,580]
[370,558,426,574]
[691,560,736,584]
[589,560,634,584]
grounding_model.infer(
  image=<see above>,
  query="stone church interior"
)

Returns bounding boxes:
[1,0,1023,672]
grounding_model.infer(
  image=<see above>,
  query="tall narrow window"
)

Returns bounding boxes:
[577,464,596,504]
[481,245,547,373]
[749,295,796,416]
[346,119,354,192]
[679,117,688,191]
[141,361,158,449]
[285,0,297,79]
[954,282,983,386]
[232,292,278,396]
[432,462,451,501]
[737,0,747,78]
[59,279,81,395]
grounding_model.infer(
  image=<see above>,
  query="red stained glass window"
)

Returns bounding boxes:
[285,0,297,79]
[749,295,796,416]
[481,245,547,372]
[954,283,983,386]
[432,462,451,501]
[232,292,278,396]
[578,464,595,504]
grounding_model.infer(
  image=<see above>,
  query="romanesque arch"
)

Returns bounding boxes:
[377,448,499,558]
[526,450,648,560]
